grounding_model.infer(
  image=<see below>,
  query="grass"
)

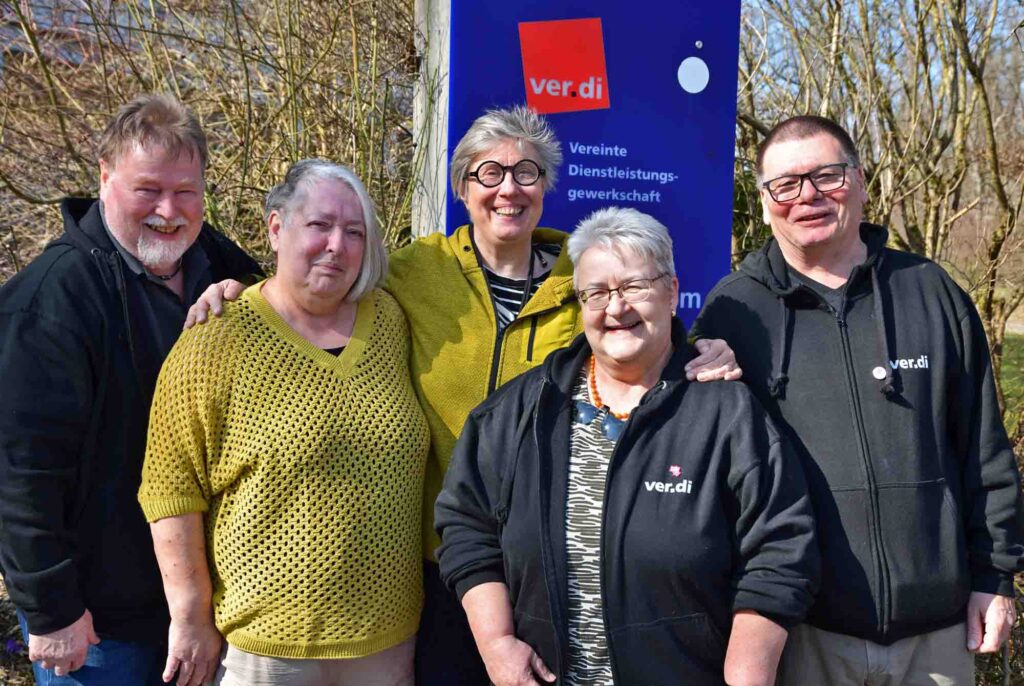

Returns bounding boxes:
[1002,334,1024,436]
[981,335,1024,685]
[0,579,31,685]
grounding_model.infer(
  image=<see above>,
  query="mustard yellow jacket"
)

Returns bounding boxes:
[386,225,583,559]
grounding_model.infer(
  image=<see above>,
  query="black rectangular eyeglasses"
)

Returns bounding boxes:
[762,163,850,202]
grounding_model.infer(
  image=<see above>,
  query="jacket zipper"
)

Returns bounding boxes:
[525,316,539,363]
[835,313,892,636]
[483,262,531,396]
[486,326,506,395]
[596,383,663,684]
[599,413,630,685]
[487,305,566,395]
[109,251,140,378]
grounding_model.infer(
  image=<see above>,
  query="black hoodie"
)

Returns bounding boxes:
[0,198,261,640]
[693,222,1024,645]
[435,320,819,685]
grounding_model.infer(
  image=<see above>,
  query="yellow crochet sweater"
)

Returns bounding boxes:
[138,284,429,659]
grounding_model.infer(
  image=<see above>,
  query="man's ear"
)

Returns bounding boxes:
[855,166,868,204]
[760,189,772,225]
[99,159,112,195]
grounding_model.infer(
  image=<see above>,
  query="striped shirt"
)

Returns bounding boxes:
[483,243,561,332]
[564,365,616,686]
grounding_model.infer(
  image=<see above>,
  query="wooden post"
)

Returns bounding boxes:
[412,0,451,236]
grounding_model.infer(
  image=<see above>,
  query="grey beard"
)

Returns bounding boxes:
[136,230,189,269]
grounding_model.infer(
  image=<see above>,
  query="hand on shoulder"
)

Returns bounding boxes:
[184,279,246,329]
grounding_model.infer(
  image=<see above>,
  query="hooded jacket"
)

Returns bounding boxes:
[0,198,261,639]
[692,223,1024,645]
[386,225,583,560]
[435,320,819,685]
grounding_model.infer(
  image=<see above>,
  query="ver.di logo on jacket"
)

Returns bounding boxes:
[644,464,696,494]
[872,354,929,380]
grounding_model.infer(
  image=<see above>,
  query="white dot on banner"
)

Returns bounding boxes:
[696,41,703,49]
[677,57,709,94]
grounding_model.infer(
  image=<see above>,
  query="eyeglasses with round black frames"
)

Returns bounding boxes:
[574,399,626,441]
[576,273,669,311]
[465,159,545,188]
[761,162,851,202]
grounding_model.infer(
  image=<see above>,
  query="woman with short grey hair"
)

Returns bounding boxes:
[448,106,563,197]
[567,205,676,284]
[436,206,818,686]
[389,105,581,684]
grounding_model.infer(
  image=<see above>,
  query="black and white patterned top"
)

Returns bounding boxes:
[483,243,561,332]
[564,365,617,686]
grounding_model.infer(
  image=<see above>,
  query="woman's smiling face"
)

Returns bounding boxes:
[461,138,545,252]
[576,245,678,372]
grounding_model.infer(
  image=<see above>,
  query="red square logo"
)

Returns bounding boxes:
[519,18,611,115]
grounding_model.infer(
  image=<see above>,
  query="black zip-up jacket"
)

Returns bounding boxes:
[0,198,261,640]
[692,223,1024,645]
[435,321,819,685]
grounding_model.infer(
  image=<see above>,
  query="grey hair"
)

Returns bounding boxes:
[99,93,208,172]
[568,207,676,288]
[264,159,387,302]
[450,106,563,200]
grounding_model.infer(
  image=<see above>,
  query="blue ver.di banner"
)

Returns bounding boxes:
[446,0,741,324]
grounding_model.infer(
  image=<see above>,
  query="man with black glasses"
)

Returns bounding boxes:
[693,115,1023,685]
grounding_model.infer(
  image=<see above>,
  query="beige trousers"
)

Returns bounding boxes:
[213,636,415,686]
[777,622,974,686]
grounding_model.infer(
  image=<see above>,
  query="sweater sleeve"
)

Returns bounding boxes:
[138,328,214,522]
[954,302,1024,595]
[726,394,820,626]
[434,407,508,600]
[0,310,94,635]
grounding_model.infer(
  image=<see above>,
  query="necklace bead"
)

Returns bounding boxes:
[588,355,631,421]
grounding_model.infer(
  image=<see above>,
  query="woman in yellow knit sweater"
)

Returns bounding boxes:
[138,161,429,686]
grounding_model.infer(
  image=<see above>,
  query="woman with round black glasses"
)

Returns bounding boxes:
[388,106,584,684]
[391,110,740,684]
[435,206,820,686]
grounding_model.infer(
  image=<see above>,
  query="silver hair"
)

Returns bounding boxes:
[449,106,563,200]
[264,159,387,302]
[568,206,676,288]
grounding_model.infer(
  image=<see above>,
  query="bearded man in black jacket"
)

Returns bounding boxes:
[693,115,1024,685]
[0,95,261,685]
